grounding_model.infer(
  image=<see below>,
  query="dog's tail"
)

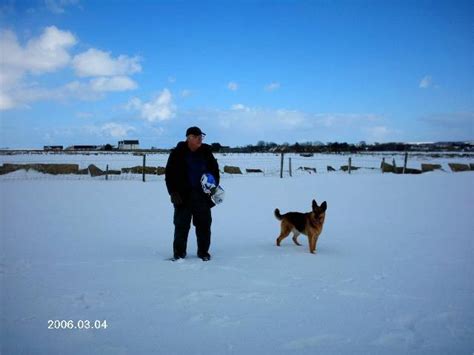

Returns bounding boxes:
[274,208,283,220]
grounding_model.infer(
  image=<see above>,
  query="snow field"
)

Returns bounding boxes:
[1,172,473,354]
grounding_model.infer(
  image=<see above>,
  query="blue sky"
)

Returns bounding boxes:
[0,0,472,148]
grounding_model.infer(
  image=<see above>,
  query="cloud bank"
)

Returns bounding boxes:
[176,104,390,145]
[0,26,141,110]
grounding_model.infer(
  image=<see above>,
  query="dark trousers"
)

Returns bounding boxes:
[173,190,212,257]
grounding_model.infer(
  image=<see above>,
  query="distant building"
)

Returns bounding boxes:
[43,145,63,151]
[100,144,115,151]
[65,145,98,151]
[118,140,139,150]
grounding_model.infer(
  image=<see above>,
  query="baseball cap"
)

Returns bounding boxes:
[186,126,206,136]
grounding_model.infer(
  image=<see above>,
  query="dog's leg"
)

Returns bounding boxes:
[292,231,302,246]
[308,234,316,254]
[309,233,321,253]
[276,223,292,246]
[313,234,320,253]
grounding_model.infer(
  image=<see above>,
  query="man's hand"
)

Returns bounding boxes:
[170,192,183,206]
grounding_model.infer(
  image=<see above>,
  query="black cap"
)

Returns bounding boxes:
[186,126,206,136]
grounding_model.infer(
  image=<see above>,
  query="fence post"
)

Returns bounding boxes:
[403,152,408,174]
[382,157,385,173]
[348,157,352,174]
[392,158,396,168]
[280,152,284,178]
[289,157,292,177]
[142,154,146,182]
[106,164,109,181]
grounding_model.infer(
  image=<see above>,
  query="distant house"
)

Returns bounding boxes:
[65,145,98,151]
[100,144,115,151]
[118,140,139,150]
[43,145,63,151]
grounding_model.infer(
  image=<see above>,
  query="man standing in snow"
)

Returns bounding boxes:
[165,126,220,261]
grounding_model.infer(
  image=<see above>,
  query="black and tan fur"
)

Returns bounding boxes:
[275,199,327,254]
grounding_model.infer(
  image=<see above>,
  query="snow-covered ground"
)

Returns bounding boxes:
[1,171,473,354]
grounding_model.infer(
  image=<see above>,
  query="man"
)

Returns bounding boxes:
[165,126,220,261]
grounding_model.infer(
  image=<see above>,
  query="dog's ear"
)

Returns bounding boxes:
[312,199,317,210]
[320,201,327,212]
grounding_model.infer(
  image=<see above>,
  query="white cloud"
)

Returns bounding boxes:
[90,76,137,92]
[276,109,305,127]
[76,112,93,119]
[45,0,80,14]
[126,97,141,110]
[419,112,474,140]
[62,80,101,100]
[313,113,379,128]
[2,26,76,74]
[419,75,432,89]
[0,75,137,110]
[9,84,66,105]
[151,127,165,136]
[420,112,474,127]
[227,81,238,91]
[209,106,310,131]
[42,123,136,143]
[265,82,280,92]
[83,122,136,138]
[63,75,138,98]
[27,26,76,72]
[0,26,77,104]
[127,89,176,122]
[230,104,250,112]
[186,106,388,145]
[72,48,141,77]
[100,123,136,138]
[225,107,342,129]
[16,76,137,104]
[181,89,192,97]
[365,126,391,141]
[0,27,141,110]
[0,92,15,110]
[0,79,96,110]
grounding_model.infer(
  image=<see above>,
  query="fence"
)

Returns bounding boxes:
[0,151,473,181]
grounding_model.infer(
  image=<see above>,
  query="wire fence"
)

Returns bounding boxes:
[0,151,473,181]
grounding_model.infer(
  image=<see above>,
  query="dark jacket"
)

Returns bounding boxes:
[165,142,220,206]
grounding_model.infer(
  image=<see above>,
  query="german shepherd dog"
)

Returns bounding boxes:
[275,199,327,254]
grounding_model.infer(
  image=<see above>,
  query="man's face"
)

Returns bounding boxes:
[187,134,203,151]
